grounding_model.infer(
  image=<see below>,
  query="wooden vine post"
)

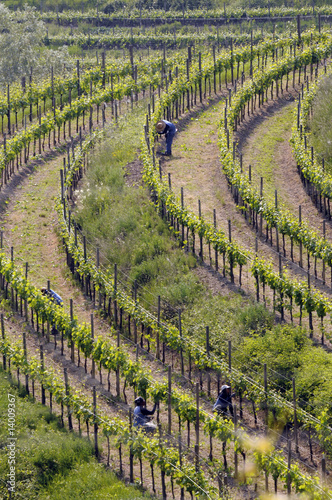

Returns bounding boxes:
[116,330,120,396]
[186,58,190,109]
[168,365,172,435]
[178,435,185,499]
[297,14,301,44]
[159,424,167,499]
[322,453,326,484]
[134,280,137,344]
[195,382,200,472]
[23,331,29,394]
[299,205,303,267]
[275,190,279,252]
[234,403,238,478]
[228,339,231,376]
[178,310,184,375]
[25,263,28,322]
[250,29,253,77]
[181,187,185,245]
[40,344,46,405]
[293,378,299,454]
[93,386,99,458]
[287,439,291,495]
[77,59,81,97]
[198,199,203,261]
[70,299,75,363]
[114,263,118,326]
[102,51,106,89]
[206,326,211,396]
[264,363,268,434]
[156,295,160,360]
[7,85,10,135]
[83,236,87,295]
[1,314,6,370]
[199,52,202,103]
[322,220,326,285]
[64,368,73,431]
[213,209,218,272]
[91,314,95,379]
[228,220,234,283]
[260,177,263,236]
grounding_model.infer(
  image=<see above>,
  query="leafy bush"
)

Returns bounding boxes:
[236,325,309,391]
[238,303,274,336]
[294,348,332,415]
[235,323,332,416]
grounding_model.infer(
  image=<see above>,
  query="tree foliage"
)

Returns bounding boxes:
[0,4,71,87]
[0,4,45,86]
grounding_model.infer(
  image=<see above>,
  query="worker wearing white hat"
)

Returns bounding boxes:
[213,385,235,417]
[156,119,177,156]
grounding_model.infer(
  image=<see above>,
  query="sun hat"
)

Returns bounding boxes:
[220,385,230,391]
[134,396,145,405]
[156,121,166,133]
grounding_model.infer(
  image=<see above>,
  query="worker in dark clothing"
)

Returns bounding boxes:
[156,120,177,156]
[133,396,157,433]
[41,288,63,306]
[41,288,63,335]
[213,385,234,417]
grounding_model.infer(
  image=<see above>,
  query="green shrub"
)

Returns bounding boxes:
[161,273,204,313]
[238,303,274,336]
[294,348,332,415]
[236,325,309,393]
[181,293,251,354]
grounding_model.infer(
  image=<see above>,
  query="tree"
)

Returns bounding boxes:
[0,4,72,88]
[0,4,45,86]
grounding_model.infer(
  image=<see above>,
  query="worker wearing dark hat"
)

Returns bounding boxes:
[156,119,177,156]
[213,385,234,417]
[133,396,157,432]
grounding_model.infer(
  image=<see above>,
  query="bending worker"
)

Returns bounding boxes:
[41,288,63,306]
[213,385,235,417]
[133,396,157,433]
[41,287,63,335]
[156,119,177,156]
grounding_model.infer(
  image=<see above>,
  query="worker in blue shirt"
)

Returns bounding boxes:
[133,396,157,433]
[156,120,177,156]
[41,288,63,335]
